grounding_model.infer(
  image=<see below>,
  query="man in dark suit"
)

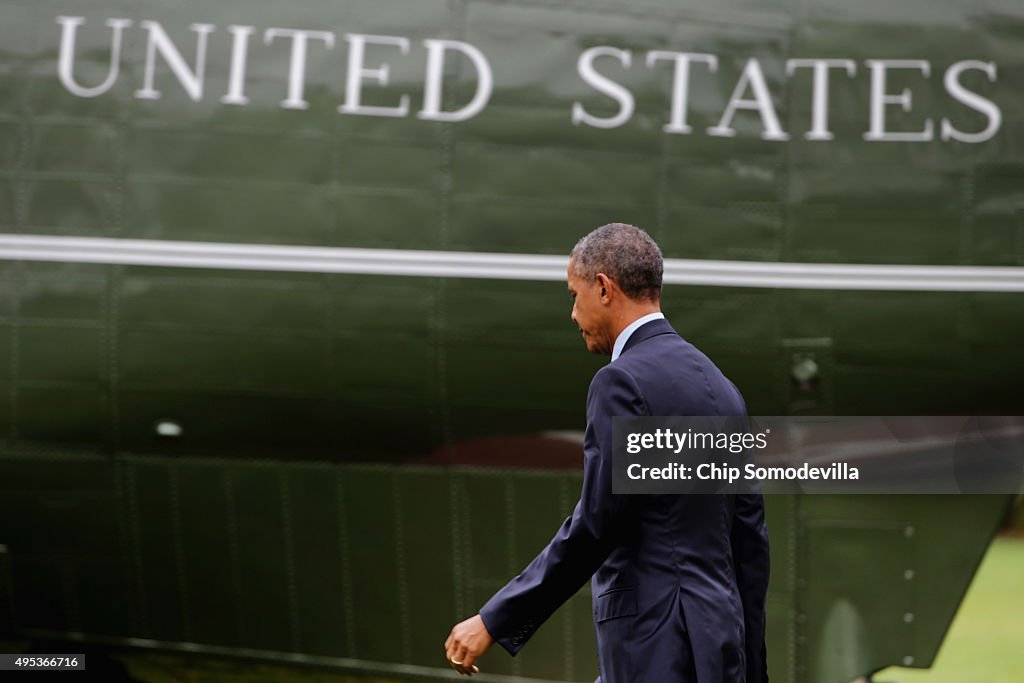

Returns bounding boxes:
[444,223,770,682]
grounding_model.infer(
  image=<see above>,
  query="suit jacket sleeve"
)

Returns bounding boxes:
[478,364,648,655]
[731,490,770,683]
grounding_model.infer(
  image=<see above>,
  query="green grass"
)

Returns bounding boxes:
[881,536,1024,683]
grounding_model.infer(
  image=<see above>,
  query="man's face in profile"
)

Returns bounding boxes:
[567,259,611,356]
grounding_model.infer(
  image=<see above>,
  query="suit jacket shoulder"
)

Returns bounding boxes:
[612,318,747,418]
[587,361,651,418]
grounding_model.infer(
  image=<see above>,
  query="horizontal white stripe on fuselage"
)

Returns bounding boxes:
[1,233,1023,292]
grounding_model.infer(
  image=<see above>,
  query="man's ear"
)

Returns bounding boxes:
[596,273,611,301]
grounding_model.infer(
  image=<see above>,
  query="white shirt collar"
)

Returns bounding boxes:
[611,312,665,362]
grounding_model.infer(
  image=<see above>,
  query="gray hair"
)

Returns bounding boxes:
[569,223,663,301]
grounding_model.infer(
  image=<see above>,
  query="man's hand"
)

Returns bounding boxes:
[444,614,494,676]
